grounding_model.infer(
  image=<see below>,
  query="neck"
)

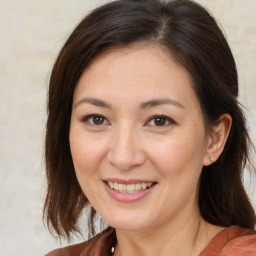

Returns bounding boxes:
[113,211,222,256]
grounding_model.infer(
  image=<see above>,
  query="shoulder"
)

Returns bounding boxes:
[45,240,88,256]
[45,227,115,256]
[219,226,256,256]
[201,225,256,256]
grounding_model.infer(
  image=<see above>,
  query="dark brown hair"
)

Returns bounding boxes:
[44,0,256,241]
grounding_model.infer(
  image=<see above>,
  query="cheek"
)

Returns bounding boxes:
[69,131,107,200]
[149,132,206,212]
[148,128,207,178]
[71,146,102,178]
[69,128,106,176]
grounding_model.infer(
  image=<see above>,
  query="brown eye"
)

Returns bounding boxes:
[154,117,167,126]
[146,115,175,127]
[82,114,109,126]
[93,116,105,125]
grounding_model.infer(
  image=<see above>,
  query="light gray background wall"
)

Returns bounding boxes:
[0,0,255,255]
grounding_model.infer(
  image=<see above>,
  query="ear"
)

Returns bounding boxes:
[203,114,232,166]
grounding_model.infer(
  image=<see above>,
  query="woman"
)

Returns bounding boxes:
[44,0,256,255]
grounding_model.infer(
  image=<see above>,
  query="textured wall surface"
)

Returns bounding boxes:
[0,0,255,255]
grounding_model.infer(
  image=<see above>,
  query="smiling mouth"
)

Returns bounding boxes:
[106,181,155,193]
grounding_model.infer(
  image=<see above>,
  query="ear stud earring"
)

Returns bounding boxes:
[210,157,213,162]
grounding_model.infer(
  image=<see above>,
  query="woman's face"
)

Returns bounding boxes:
[70,45,211,232]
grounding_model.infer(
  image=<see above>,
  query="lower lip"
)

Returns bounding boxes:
[103,182,156,202]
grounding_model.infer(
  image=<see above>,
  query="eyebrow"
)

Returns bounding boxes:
[74,97,184,109]
[74,97,112,109]
[140,98,185,109]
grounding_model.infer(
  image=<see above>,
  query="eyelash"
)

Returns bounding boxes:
[145,115,176,127]
[81,114,110,126]
[81,114,176,127]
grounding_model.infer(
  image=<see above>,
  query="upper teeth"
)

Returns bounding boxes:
[107,182,153,193]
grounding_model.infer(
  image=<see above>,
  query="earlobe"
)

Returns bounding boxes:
[203,114,232,166]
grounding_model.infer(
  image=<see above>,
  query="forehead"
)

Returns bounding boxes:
[74,44,197,108]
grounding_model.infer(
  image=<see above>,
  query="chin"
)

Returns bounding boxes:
[102,210,155,232]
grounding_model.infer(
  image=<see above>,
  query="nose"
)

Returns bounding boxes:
[107,125,146,171]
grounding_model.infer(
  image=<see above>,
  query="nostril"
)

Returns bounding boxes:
[107,144,147,171]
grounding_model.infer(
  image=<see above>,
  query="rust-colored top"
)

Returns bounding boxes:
[46,226,256,256]
[199,226,256,256]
